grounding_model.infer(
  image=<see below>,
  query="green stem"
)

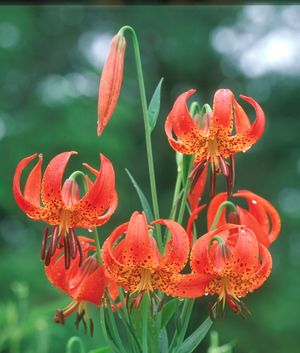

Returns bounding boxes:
[170,171,183,220]
[66,337,85,353]
[141,297,148,353]
[176,157,194,225]
[210,201,238,231]
[189,101,201,117]
[118,25,162,249]
[69,170,102,264]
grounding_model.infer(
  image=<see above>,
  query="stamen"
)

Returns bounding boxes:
[227,155,235,196]
[210,164,216,198]
[208,301,217,320]
[89,318,94,337]
[82,315,88,335]
[40,227,49,260]
[218,157,229,177]
[49,226,59,256]
[189,161,207,191]
[69,228,77,259]
[64,236,71,269]
[75,236,83,267]
[44,247,52,266]
[53,309,65,325]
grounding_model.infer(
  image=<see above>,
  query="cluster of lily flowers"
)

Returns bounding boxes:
[13,28,280,337]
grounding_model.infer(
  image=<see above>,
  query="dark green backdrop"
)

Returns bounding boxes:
[0,5,299,353]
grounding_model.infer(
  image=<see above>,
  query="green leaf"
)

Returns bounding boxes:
[175,317,212,353]
[88,348,112,353]
[159,328,169,353]
[125,168,154,222]
[160,298,177,328]
[182,154,193,186]
[148,78,164,132]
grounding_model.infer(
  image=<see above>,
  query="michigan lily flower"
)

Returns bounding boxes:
[98,34,126,136]
[45,236,118,334]
[181,224,272,317]
[102,211,190,303]
[165,89,265,196]
[13,152,117,268]
[207,191,281,247]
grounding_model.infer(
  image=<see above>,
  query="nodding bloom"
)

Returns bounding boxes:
[45,236,118,335]
[13,151,118,268]
[181,224,272,318]
[102,211,190,304]
[165,89,265,197]
[97,34,126,136]
[207,191,281,248]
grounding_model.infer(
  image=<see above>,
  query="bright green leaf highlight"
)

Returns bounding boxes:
[125,168,154,222]
[148,78,164,132]
[175,317,212,353]
[88,348,112,353]
[161,298,178,328]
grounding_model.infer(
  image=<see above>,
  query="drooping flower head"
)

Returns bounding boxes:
[97,34,126,136]
[165,89,265,197]
[187,224,272,318]
[45,236,118,334]
[207,191,281,248]
[102,211,191,305]
[13,152,118,268]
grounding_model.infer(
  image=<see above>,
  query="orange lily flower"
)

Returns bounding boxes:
[97,34,126,136]
[45,236,118,334]
[102,211,190,302]
[179,224,272,317]
[207,191,281,247]
[13,151,118,268]
[165,89,265,196]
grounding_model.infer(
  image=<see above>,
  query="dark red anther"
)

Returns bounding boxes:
[41,227,49,260]
[227,155,235,196]
[75,236,83,267]
[44,247,52,266]
[64,236,71,269]
[69,228,77,259]
[240,300,252,317]
[210,164,216,198]
[218,156,229,177]
[89,318,94,337]
[189,160,206,179]
[53,309,65,325]
[189,161,207,191]
[49,226,59,256]
[82,315,87,335]
[75,312,80,329]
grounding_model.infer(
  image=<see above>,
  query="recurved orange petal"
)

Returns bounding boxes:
[122,212,159,269]
[207,192,228,230]
[41,151,77,210]
[165,89,206,155]
[24,154,42,207]
[209,89,234,134]
[13,154,45,219]
[234,190,281,244]
[75,154,117,227]
[152,219,189,271]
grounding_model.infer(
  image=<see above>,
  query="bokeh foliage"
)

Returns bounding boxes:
[0,5,299,353]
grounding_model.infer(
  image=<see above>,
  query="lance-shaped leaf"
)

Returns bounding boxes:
[148,78,164,132]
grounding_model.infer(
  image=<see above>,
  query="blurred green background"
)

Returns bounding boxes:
[0,5,299,353]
